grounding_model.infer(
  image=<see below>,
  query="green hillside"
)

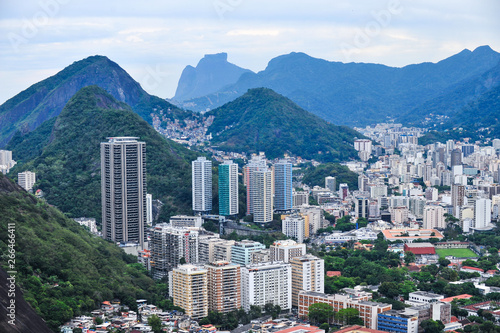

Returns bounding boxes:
[8,85,199,222]
[0,55,193,148]
[0,173,167,331]
[207,88,361,162]
[301,163,359,191]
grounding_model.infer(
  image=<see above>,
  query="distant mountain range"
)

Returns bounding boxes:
[206,88,361,162]
[7,85,200,222]
[0,55,192,148]
[173,52,252,102]
[174,46,500,127]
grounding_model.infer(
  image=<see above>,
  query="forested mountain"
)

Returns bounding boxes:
[177,46,500,126]
[7,85,199,222]
[0,55,192,148]
[206,88,361,162]
[173,52,253,102]
[0,173,167,332]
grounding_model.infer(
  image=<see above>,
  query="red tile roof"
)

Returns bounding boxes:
[461,266,484,272]
[327,271,342,277]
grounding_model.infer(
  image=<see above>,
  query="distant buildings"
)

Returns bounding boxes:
[423,205,446,229]
[17,170,36,191]
[192,157,212,214]
[219,160,239,216]
[244,155,267,215]
[325,176,336,193]
[101,137,146,248]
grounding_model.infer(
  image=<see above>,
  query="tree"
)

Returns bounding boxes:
[404,251,416,265]
[335,308,364,326]
[148,315,163,333]
[308,303,334,325]
[420,319,445,333]
[378,282,400,299]
[95,317,103,325]
[179,257,186,265]
[319,323,330,333]
[438,258,451,267]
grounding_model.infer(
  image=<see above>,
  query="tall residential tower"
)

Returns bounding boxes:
[192,156,212,214]
[219,160,239,216]
[101,137,146,248]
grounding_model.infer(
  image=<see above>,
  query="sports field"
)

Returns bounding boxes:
[435,248,477,258]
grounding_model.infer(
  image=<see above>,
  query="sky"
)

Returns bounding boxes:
[0,0,499,104]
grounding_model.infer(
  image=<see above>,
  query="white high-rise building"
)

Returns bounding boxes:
[17,171,36,191]
[0,150,16,174]
[241,262,292,311]
[244,155,267,215]
[253,169,273,224]
[192,157,212,213]
[474,198,492,229]
[101,137,146,248]
[282,214,307,243]
[423,205,446,229]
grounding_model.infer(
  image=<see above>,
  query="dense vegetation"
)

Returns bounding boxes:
[206,88,361,162]
[301,163,359,190]
[0,173,167,331]
[8,86,200,222]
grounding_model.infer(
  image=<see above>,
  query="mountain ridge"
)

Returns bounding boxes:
[0,55,192,148]
[177,46,500,126]
[206,88,361,162]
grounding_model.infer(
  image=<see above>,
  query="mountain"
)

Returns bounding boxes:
[7,85,200,222]
[0,267,53,333]
[401,60,500,126]
[173,52,253,102]
[446,84,500,137]
[0,55,192,148]
[178,46,500,126]
[0,172,168,332]
[206,88,361,162]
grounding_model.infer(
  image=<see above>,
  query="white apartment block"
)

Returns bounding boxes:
[170,215,203,228]
[269,240,306,263]
[282,214,307,243]
[241,262,292,311]
[18,171,36,191]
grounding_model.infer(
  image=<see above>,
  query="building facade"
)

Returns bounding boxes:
[101,137,146,248]
[192,156,212,214]
[206,261,241,313]
[270,240,306,263]
[170,264,208,319]
[150,224,199,279]
[219,160,239,216]
[274,159,293,212]
[241,262,292,311]
[17,171,36,191]
[253,169,273,223]
[231,240,266,266]
[290,254,324,307]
